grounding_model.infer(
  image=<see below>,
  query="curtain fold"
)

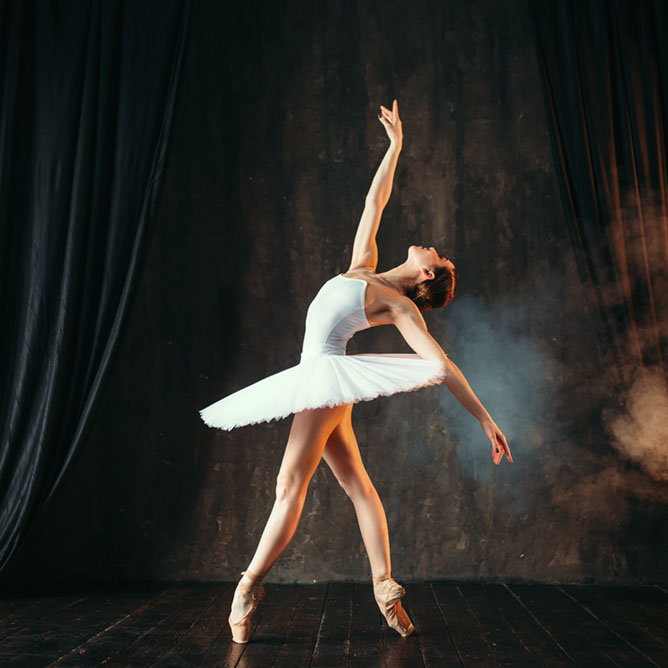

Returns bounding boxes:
[0,0,190,571]
[529,0,668,388]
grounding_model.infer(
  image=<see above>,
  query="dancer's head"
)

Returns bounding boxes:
[405,245,456,311]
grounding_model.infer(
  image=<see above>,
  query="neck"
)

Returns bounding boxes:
[377,261,423,295]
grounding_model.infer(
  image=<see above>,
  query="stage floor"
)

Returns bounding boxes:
[1,581,666,666]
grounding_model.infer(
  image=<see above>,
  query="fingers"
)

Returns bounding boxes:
[379,101,400,124]
[492,432,512,465]
[505,443,514,463]
[497,432,513,463]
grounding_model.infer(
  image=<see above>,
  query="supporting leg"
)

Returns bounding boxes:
[229,403,347,638]
[244,403,348,577]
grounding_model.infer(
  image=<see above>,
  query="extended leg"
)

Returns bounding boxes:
[321,404,392,578]
[244,403,348,579]
[322,404,414,637]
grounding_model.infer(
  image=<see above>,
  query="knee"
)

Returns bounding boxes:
[336,472,373,500]
[275,470,307,502]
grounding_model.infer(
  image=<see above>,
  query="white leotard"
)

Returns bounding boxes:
[301,275,370,359]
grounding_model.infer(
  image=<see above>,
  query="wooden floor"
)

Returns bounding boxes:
[0,581,666,667]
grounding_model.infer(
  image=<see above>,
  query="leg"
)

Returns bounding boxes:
[321,404,392,579]
[244,403,348,578]
[322,404,414,637]
[229,404,347,640]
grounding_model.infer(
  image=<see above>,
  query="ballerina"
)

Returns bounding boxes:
[200,99,512,643]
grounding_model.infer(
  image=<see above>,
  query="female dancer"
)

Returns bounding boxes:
[200,99,512,643]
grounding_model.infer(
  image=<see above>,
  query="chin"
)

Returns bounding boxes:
[408,244,428,260]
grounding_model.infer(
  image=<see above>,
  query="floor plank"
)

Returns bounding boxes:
[220,582,302,667]
[595,585,668,643]
[99,584,224,667]
[405,583,461,668]
[48,584,199,667]
[310,582,353,668]
[431,582,504,667]
[457,582,554,667]
[508,584,654,667]
[561,585,668,667]
[1,586,166,667]
[381,585,425,667]
[272,583,327,667]
[491,584,576,668]
[149,584,234,668]
[0,593,91,644]
[0,581,664,666]
[348,582,384,668]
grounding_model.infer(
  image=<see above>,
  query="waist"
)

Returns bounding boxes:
[300,342,346,360]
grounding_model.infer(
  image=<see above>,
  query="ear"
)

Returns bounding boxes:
[421,266,435,280]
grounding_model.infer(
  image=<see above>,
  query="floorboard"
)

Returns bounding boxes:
[508,584,654,667]
[560,585,668,667]
[0,581,663,667]
[405,583,461,668]
[310,582,353,667]
[437,582,513,667]
[348,582,385,668]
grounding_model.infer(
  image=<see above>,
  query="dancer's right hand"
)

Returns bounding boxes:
[378,99,403,145]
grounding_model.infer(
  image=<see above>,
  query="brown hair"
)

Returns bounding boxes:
[406,263,456,311]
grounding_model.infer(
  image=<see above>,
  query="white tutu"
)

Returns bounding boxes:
[200,273,447,430]
[199,352,446,430]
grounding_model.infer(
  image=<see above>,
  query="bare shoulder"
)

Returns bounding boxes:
[340,268,415,325]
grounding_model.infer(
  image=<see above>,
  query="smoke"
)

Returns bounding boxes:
[435,289,556,494]
[433,227,667,502]
[399,189,668,526]
[605,368,668,482]
[597,194,668,483]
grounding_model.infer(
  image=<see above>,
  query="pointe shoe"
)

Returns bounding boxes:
[228,570,265,643]
[372,573,415,637]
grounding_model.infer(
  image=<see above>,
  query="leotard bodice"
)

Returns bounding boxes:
[300,274,369,360]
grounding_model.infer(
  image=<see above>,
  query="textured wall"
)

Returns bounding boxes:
[4,0,667,587]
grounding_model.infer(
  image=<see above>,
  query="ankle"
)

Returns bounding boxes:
[372,572,391,585]
[239,569,264,587]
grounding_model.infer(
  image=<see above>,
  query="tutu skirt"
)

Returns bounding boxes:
[199,352,446,430]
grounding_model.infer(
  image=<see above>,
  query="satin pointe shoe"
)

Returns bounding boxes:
[372,573,415,637]
[228,570,265,644]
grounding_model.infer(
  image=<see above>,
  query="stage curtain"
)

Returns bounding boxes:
[529,0,668,386]
[0,0,190,571]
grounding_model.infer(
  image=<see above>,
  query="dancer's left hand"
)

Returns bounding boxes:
[480,417,513,465]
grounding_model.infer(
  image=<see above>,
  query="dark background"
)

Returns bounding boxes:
[3,0,667,586]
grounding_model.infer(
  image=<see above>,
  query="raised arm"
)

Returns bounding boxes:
[347,100,403,272]
[392,299,513,466]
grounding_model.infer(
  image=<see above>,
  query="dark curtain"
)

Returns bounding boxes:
[0,0,190,571]
[529,0,668,387]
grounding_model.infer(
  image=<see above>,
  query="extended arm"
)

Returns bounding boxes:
[441,358,490,422]
[348,100,403,272]
[365,139,402,206]
[392,300,513,465]
[392,301,487,420]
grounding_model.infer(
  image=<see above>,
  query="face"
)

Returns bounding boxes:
[408,244,454,278]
